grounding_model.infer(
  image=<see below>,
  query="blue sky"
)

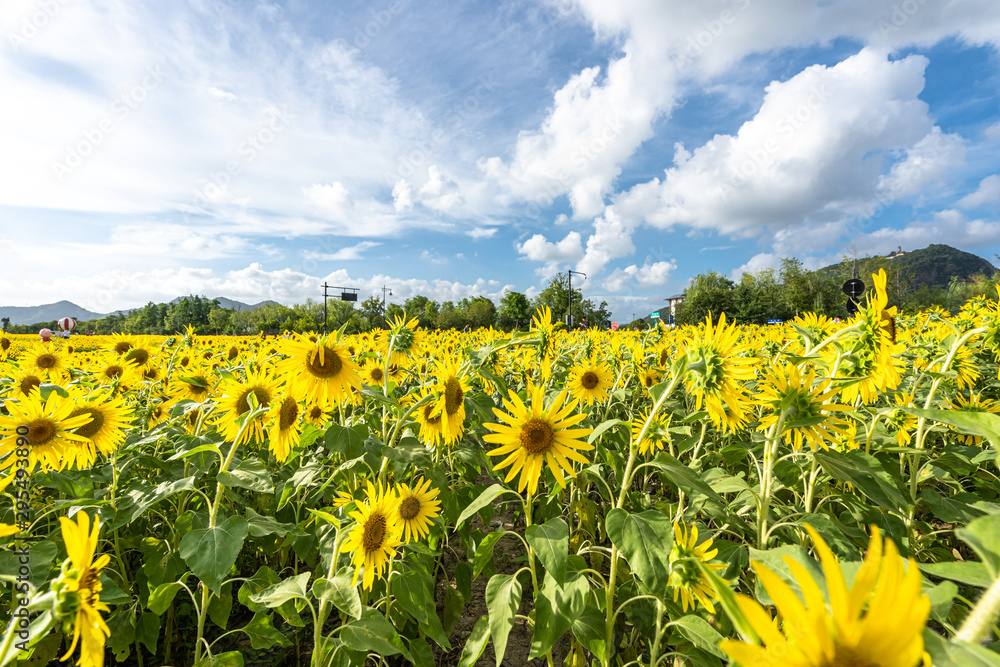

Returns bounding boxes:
[2,0,999,321]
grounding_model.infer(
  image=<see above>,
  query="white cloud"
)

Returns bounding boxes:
[304,182,354,218]
[303,241,380,261]
[959,174,1000,208]
[517,231,584,263]
[392,179,414,211]
[986,121,1000,140]
[574,48,965,275]
[467,227,498,240]
[852,210,1000,255]
[419,166,463,212]
[731,252,781,281]
[603,260,677,292]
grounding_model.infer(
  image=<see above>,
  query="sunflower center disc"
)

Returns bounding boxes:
[114,342,132,354]
[36,354,57,369]
[309,407,324,420]
[126,349,149,366]
[187,382,207,396]
[105,366,123,379]
[581,372,599,389]
[27,419,56,446]
[19,377,41,395]
[0,338,10,351]
[820,646,878,667]
[362,515,387,551]
[399,496,421,520]
[279,397,299,430]
[444,377,464,415]
[370,368,384,382]
[237,387,272,414]
[72,409,105,439]
[308,347,343,378]
[520,419,555,454]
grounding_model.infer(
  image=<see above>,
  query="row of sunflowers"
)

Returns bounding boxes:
[0,270,999,666]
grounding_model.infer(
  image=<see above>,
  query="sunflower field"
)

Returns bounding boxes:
[3,270,1000,667]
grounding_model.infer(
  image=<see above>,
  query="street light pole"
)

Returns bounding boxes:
[567,269,587,328]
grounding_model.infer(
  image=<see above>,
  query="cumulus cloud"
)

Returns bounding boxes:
[603,260,677,292]
[304,182,354,218]
[573,48,965,275]
[852,210,1000,255]
[959,174,1000,208]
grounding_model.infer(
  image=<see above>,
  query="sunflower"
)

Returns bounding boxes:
[103,333,136,357]
[52,511,111,667]
[170,370,215,403]
[885,392,918,447]
[8,367,44,399]
[395,478,441,543]
[568,359,613,405]
[669,521,726,614]
[302,402,331,428]
[429,357,470,444]
[121,337,157,372]
[21,342,71,382]
[276,335,362,405]
[0,391,92,479]
[414,395,445,448]
[359,357,386,386]
[382,315,420,368]
[631,409,671,456]
[0,331,13,361]
[215,370,281,444]
[757,364,852,451]
[145,393,175,429]
[266,393,302,462]
[681,313,756,434]
[483,386,593,495]
[719,525,929,667]
[91,355,138,389]
[340,481,402,590]
[66,388,133,464]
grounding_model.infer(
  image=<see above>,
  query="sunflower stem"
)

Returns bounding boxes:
[758,411,787,549]
[956,570,1000,644]
[647,600,666,667]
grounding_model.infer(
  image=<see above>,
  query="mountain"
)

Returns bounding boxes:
[168,296,281,311]
[819,244,997,290]
[0,300,104,326]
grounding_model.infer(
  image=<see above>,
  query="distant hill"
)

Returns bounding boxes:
[0,296,284,325]
[819,244,996,290]
[0,300,104,326]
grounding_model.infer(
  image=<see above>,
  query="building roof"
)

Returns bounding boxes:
[664,294,685,301]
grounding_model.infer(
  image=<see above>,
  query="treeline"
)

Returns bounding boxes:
[5,277,612,335]
[676,256,1000,325]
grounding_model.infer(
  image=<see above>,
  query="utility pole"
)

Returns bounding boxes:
[321,283,359,333]
[567,269,587,328]
[381,285,392,310]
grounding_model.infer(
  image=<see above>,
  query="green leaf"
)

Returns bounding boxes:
[207,582,233,630]
[249,571,312,607]
[529,572,589,658]
[147,582,183,615]
[241,612,291,650]
[904,407,1000,461]
[570,604,606,660]
[673,615,726,658]
[814,450,908,514]
[391,568,433,624]
[457,616,490,667]
[698,562,759,644]
[218,459,274,494]
[118,477,197,527]
[473,531,505,580]
[179,516,249,596]
[245,507,299,538]
[920,561,993,588]
[313,574,362,620]
[456,484,512,528]
[648,453,724,504]
[324,424,368,458]
[340,611,411,660]
[237,566,281,613]
[605,508,674,594]
[526,517,569,585]
[443,586,464,635]
[193,650,245,667]
[587,419,628,444]
[136,612,160,654]
[958,511,1000,578]
[485,574,522,667]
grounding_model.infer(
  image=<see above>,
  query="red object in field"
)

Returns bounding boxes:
[611,321,619,331]
[39,328,53,341]
[58,317,76,331]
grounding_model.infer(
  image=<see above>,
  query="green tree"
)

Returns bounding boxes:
[498,290,531,330]
[465,296,496,328]
[531,275,608,328]
[675,271,734,326]
[1,317,9,331]
[403,296,438,328]
[358,296,385,331]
